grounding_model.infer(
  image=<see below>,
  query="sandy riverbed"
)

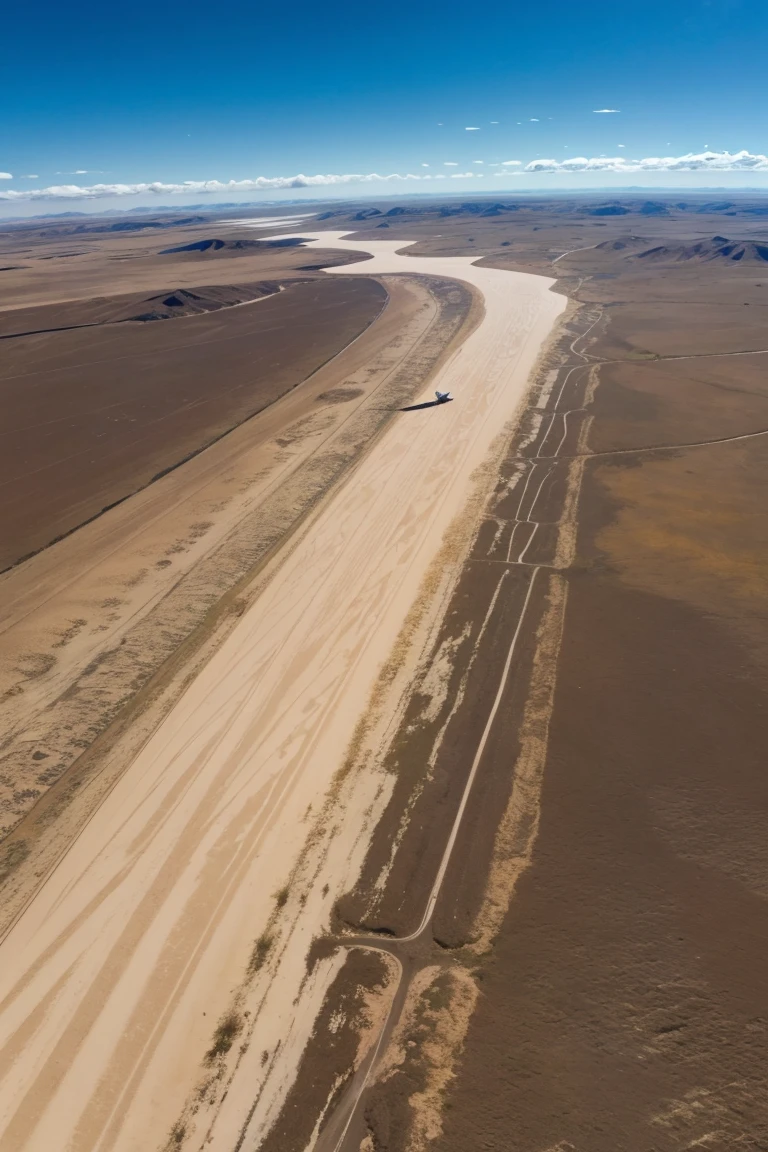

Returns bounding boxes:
[0,234,564,1152]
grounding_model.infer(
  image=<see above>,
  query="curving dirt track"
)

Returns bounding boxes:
[0,234,564,1151]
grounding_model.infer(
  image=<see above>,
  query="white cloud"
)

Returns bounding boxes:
[524,149,768,173]
[473,160,484,164]
[0,172,12,180]
[593,108,620,113]
[23,173,39,179]
[617,144,625,148]
[490,121,499,124]
[422,163,430,167]
[465,126,480,131]
[0,172,430,202]
[529,118,540,122]
[4,150,766,203]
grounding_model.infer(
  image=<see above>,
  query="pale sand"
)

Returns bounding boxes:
[0,276,436,851]
[0,235,565,1151]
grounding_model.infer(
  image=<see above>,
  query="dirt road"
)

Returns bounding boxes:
[0,234,564,1151]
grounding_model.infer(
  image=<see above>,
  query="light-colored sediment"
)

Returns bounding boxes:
[0,233,565,1151]
[0,276,436,847]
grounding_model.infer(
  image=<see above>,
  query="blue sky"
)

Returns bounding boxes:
[3,0,768,214]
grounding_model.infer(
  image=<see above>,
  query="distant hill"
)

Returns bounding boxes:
[126,282,283,321]
[160,236,307,256]
[160,238,228,253]
[594,235,651,252]
[589,205,631,216]
[28,217,208,238]
[632,236,768,263]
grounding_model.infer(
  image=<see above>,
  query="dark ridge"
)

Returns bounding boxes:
[108,220,167,231]
[124,282,283,321]
[0,322,99,341]
[0,282,286,335]
[159,291,201,308]
[255,236,309,248]
[636,246,667,258]
[160,238,227,254]
[595,235,649,251]
[438,202,519,218]
[37,217,209,238]
[353,208,382,220]
[639,201,669,216]
[589,205,631,216]
[632,237,768,264]
[160,236,308,256]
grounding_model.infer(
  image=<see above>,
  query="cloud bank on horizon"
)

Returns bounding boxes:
[525,149,768,173]
[2,151,768,201]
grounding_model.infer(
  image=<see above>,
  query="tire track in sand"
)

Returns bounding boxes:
[0,233,564,1152]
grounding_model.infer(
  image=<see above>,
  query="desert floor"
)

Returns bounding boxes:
[0,195,766,1152]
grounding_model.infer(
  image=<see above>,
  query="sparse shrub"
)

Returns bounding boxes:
[249,932,274,974]
[204,1011,243,1064]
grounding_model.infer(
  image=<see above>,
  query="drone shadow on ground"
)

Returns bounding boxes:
[399,399,454,412]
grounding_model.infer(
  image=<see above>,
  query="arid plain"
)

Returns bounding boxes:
[0,194,766,1152]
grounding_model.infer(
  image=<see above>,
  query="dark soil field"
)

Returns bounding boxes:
[439,576,768,1152]
[0,275,386,569]
[433,234,768,1152]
